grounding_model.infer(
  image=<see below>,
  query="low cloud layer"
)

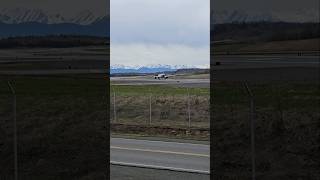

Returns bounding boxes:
[111,43,209,68]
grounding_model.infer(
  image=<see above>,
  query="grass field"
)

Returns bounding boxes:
[0,75,209,178]
[0,46,108,71]
[213,38,320,54]
[1,74,319,179]
[110,84,210,130]
[212,81,320,179]
[0,75,108,179]
[110,84,209,96]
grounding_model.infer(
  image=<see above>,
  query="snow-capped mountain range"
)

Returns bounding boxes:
[0,8,107,25]
[0,8,317,38]
[110,64,205,74]
[1,8,317,26]
[0,8,109,38]
[212,9,319,24]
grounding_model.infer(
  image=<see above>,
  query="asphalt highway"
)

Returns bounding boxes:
[110,138,210,174]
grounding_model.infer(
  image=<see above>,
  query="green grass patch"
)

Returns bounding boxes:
[0,75,107,96]
[0,75,108,179]
[110,84,209,96]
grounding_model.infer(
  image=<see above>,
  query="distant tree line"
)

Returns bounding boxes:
[0,35,109,48]
[212,22,319,42]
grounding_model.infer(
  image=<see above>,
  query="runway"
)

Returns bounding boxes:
[110,138,210,174]
[213,55,319,69]
[1,55,318,83]
[111,76,209,87]
[0,69,107,75]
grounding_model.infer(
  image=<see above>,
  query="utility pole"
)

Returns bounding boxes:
[149,90,152,125]
[187,88,191,129]
[8,81,18,180]
[244,82,256,180]
[113,89,116,122]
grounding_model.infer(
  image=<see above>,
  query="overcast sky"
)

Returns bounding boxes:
[2,0,317,67]
[111,0,210,68]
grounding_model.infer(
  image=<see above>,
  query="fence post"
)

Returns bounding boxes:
[149,89,152,125]
[8,81,18,180]
[187,88,191,129]
[244,82,256,180]
[113,88,117,123]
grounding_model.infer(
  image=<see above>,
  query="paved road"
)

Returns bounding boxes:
[213,55,319,69]
[1,55,317,83]
[211,55,319,82]
[111,165,210,180]
[110,138,210,174]
[0,69,107,75]
[111,76,209,87]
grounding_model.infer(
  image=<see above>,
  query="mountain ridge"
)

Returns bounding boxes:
[0,21,109,38]
[110,64,207,74]
[0,8,107,25]
[211,9,319,24]
[1,8,318,25]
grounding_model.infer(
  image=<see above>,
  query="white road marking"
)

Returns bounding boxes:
[111,146,209,157]
[111,137,210,147]
[110,161,210,174]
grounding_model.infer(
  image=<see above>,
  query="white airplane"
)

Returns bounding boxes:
[154,73,168,79]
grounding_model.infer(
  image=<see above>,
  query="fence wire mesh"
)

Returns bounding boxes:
[110,85,210,129]
[212,81,320,179]
[0,76,108,179]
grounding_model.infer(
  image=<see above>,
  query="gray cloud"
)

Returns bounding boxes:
[111,0,209,46]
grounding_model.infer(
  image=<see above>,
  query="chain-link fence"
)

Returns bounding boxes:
[110,85,210,129]
[212,80,320,179]
[0,75,108,180]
